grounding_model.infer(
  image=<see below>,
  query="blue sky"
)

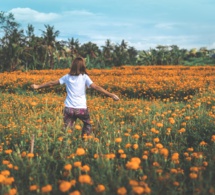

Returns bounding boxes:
[1,0,215,50]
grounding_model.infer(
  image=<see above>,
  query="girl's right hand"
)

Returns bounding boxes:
[31,84,39,90]
[111,94,120,101]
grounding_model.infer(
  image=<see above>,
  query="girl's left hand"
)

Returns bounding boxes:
[31,84,39,90]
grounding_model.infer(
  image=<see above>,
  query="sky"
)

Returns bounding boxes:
[1,0,215,50]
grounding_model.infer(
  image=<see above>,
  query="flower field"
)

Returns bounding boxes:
[0,66,215,195]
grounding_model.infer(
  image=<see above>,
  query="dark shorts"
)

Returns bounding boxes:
[63,107,92,136]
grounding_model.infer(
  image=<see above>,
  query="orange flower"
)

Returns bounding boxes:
[64,164,72,171]
[115,137,122,143]
[132,186,145,194]
[95,184,106,193]
[133,144,138,150]
[76,148,86,156]
[69,190,81,195]
[27,153,34,158]
[117,187,127,195]
[41,184,52,193]
[4,149,13,154]
[0,175,6,183]
[189,173,198,179]
[74,161,82,167]
[159,148,169,158]
[211,135,215,142]
[29,185,39,191]
[59,181,72,192]
[1,170,10,177]
[2,160,10,165]
[153,137,160,143]
[78,175,93,185]
[81,165,90,172]
[75,125,82,130]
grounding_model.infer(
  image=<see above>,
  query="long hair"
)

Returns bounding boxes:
[69,57,88,75]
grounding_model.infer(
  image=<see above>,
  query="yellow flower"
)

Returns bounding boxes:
[59,181,72,192]
[41,184,52,193]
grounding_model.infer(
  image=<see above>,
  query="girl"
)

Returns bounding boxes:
[31,57,119,137]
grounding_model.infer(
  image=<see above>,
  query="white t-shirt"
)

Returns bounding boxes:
[59,74,93,108]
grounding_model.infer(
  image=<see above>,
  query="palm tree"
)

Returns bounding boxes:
[79,41,100,59]
[41,25,60,69]
[68,38,80,59]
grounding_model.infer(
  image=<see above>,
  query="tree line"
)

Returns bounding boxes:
[0,11,215,72]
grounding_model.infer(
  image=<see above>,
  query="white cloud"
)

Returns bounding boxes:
[154,23,175,30]
[9,8,60,23]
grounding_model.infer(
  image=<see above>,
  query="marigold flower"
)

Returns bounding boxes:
[159,148,169,158]
[58,137,64,142]
[64,164,72,171]
[156,143,163,149]
[78,174,92,185]
[3,177,14,185]
[117,187,127,195]
[153,137,160,143]
[173,181,180,186]
[27,153,34,158]
[189,173,198,179]
[125,143,131,148]
[199,141,207,146]
[118,149,124,154]
[132,134,140,139]
[75,125,82,130]
[126,161,139,170]
[69,190,81,195]
[4,149,13,154]
[21,151,26,157]
[168,117,175,124]
[95,184,106,193]
[76,148,86,156]
[115,137,122,143]
[0,174,6,183]
[29,185,38,191]
[211,135,215,142]
[1,170,10,176]
[156,123,163,128]
[59,181,72,192]
[41,184,52,193]
[74,161,82,167]
[129,179,139,186]
[81,165,90,172]
[132,186,145,194]
[120,153,127,159]
[7,163,13,169]
[142,155,148,160]
[94,154,99,159]
[133,144,138,150]
[2,160,10,165]
[145,142,153,147]
[7,188,17,195]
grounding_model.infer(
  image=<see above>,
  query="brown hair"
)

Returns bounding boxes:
[69,57,88,75]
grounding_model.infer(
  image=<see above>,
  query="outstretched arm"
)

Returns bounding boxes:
[90,83,119,101]
[31,80,60,90]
